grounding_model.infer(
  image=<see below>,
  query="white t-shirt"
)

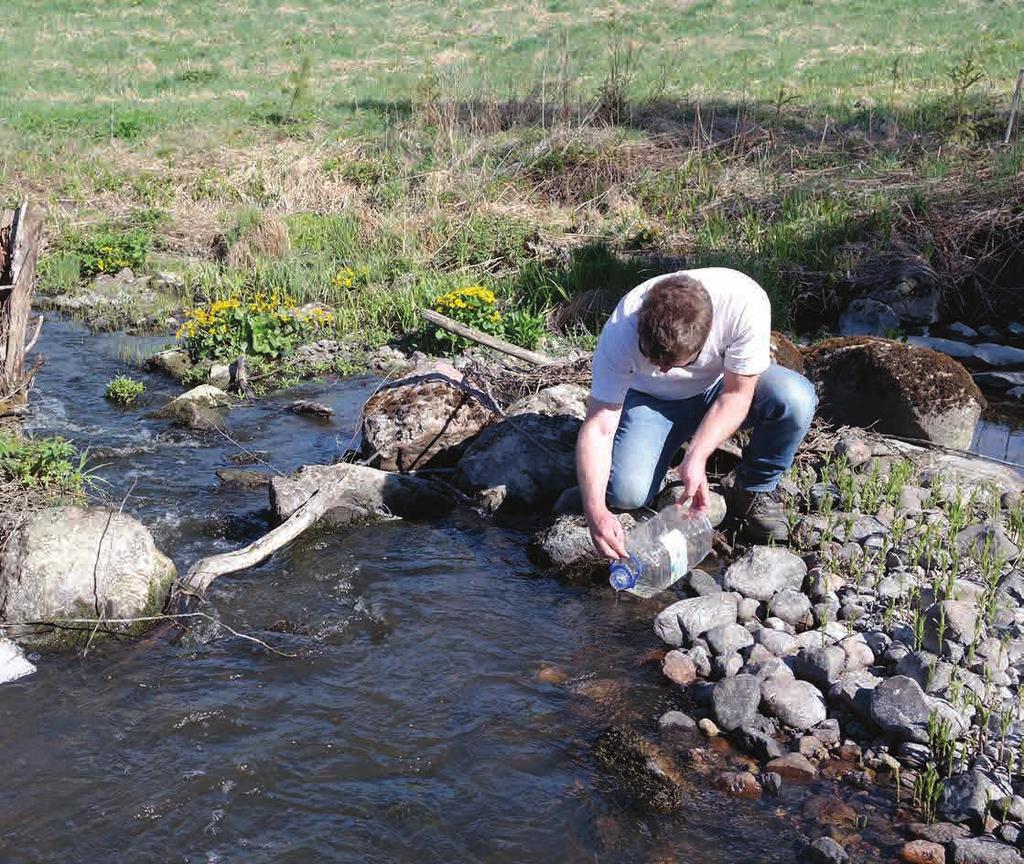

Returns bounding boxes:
[590,267,772,405]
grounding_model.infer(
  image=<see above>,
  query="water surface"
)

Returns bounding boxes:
[0,319,958,862]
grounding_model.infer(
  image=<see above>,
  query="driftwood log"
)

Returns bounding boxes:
[1,202,45,409]
[164,462,458,615]
[420,308,554,366]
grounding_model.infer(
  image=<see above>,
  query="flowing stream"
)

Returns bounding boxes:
[1,317,1020,862]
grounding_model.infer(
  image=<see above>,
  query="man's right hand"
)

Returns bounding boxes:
[587,507,628,561]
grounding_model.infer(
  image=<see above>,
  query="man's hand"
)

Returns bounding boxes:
[587,506,628,560]
[678,454,710,513]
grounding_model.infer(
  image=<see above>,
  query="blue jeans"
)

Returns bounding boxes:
[606,364,817,510]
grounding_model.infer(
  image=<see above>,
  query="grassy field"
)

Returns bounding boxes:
[2,0,1023,350]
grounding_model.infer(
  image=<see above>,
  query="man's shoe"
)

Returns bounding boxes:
[725,486,790,544]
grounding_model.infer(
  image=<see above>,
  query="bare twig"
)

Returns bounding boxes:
[12,612,298,658]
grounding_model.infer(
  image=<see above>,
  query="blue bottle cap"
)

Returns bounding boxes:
[609,555,641,591]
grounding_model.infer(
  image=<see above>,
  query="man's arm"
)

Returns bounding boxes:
[678,370,758,509]
[577,398,628,560]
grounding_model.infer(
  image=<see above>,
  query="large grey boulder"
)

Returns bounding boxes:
[793,645,847,688]
[839,299,900,337]
[0,639,35,683]
[165,384,232,409]
[0,507,176,646]
[940,771,1014,833]
[146,348,192,380]
[270,463,456,525]
[761,677,827,731]
[712,674,762,731]
[654,593,739,647]
[767,588,813,628]
[705,623,754,656]
[360,366,494,472]
[804,337,984,449]
[829,669,883,723]
[870,675,967,743]
[722,546,807,602]
[948,836,1023,864]
[454,386,582,513]
[957,524,1020,563]
[924,600,981,655]
[154,384,232,431]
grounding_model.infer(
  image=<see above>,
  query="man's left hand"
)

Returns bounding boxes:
[678,455,710,513]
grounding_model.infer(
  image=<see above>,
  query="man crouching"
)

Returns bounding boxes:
[576,268,817,560]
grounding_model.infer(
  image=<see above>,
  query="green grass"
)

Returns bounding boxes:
[4,0,1023,353]
[3,0,1021,145]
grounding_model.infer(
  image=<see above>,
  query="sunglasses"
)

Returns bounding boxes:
[639,338,700,368]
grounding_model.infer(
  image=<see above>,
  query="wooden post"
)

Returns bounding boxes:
[1006,68,1024,146]
[0,202,45,408]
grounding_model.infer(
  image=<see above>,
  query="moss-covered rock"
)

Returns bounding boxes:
[0,506,177,649]
[803,337,985,449]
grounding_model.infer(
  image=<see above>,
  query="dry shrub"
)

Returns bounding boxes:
[215,210,291,269]
[548,288,621,332]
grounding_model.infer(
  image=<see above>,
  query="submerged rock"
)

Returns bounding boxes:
[289,400,334,419]
[711,674,761,731]
[804,337,985,449]
[900,841,945,864]
[0,507,176,647]
[528,513,629,577]
[591,725,687,813]
[801,836,848,864]
[215,468,272,490]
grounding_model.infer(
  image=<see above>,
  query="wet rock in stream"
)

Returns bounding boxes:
[591,725,688,813]
[0,506,176,648]
[270,462,457,526]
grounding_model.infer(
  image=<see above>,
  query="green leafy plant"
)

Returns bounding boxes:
[503,309,547,350]
[914,763,943,823]
[0,433,87,494]
[105,375,145,406]
[177,289,334,362]
[62,227,151,279]
[429,285,504,353]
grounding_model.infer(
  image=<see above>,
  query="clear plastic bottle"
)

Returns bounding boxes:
[609,506,713,598]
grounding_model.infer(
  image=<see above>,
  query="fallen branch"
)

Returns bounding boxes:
[12,612,297,658]
[165,484,343,614]
[420,308,554,366]
[164,462,458,615]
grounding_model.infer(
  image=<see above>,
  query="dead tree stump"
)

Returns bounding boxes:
[0,202,45,410]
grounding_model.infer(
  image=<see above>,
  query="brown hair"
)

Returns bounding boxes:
[636,274,713,364]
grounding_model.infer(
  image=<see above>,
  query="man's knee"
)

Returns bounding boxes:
[757,367,817,430]
[606,475,654,511]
